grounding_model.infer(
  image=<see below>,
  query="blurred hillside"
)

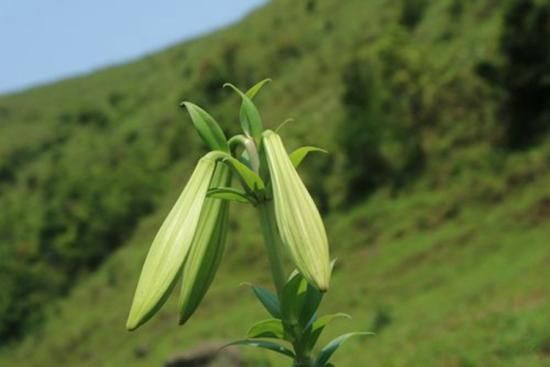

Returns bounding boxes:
[0,0,549,366]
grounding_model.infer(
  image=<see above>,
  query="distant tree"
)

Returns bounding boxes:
[478,0,550,149]
[339,59,391,200]
[400,0,429,30]
[338,48,424,203]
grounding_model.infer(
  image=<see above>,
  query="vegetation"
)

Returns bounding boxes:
[0,0,548,366]
[123,81,369,367]
[339,38,425,201]
[477,0,550,148]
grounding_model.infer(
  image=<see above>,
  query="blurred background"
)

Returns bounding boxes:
[0,0,549,366]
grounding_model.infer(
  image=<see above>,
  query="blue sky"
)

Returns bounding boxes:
[0,0,266,94]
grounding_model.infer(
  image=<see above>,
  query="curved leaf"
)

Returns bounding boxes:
[299,283,324,327]
[314,332,374,367]
[275,118,294,133]
[289,146,327,168]
[281,271,307,325]
[246,78,272,99]
[305,313,351,350]
[247,319,285,339]
[207,187,254,204]
[222,156,265,193]
[247,285,281,318]
[181,102,228,152]
[224,83,263,144]
[224,339,295,359]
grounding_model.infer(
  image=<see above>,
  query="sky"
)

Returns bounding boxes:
[0,0,267,95]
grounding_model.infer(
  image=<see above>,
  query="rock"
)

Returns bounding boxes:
[134,345,149,359]
[164,341,242,367]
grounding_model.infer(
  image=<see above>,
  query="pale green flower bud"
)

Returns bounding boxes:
[178,163,231,324]
[262,130,331,291]
[126,151,225,331]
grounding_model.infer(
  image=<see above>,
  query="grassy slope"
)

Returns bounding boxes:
[1,0,549,366]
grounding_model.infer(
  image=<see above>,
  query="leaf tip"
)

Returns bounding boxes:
[222,82,239,92]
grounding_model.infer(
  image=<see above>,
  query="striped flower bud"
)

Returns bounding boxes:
[262,130,331,291]
[126,151,225,331]
[178,163,231,324]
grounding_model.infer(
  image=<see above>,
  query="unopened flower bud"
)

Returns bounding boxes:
[263,130,331,291]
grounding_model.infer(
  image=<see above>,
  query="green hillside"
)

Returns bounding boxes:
[1,0,549,366]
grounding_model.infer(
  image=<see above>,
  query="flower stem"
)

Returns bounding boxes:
[258,201,286,296]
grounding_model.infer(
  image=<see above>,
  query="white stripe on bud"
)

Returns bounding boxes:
[263,130,331,291]
[178,163,231,324]
[126,151,224,330]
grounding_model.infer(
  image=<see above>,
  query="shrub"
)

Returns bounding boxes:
[478,0,550,149]
[400,0,429,30]
[338,38,425,202]
[76,107,110,128]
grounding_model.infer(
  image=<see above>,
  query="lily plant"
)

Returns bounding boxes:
[126,79,371,367]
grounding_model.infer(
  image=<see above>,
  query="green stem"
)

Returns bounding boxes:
[228,134,260,173]
[257,201,286,296]
[293,344,312,367]
[291,324,312,367]
[258,202,313,366]
[293,359,313,367]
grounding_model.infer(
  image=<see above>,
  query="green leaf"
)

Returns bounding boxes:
[247,285,282,318]
[222,156,265,194]
[178,163,231,325]
[207,187,253,204]
[305,313,351,350]
[275,118,294,133]
[181,102,228,152]
[281,272,308,325]
[224,83,263,144]
[247,319,285,339]
[126,151,225,330]
[224,339,295,359]
[245,78,272,99]
[314,332,374,367]
[299,282,324,327]
[289,146,327,168]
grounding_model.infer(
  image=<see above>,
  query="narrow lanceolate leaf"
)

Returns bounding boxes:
[223,83,263,144]
[305,313,352,351]
[181,102,229,152]
[281,271,307,325]
[223,339,295,359]
[275,118,294,133]
[289,146,328,168]
[207,187,254,204]
[178,163,231,325]
[245,78,272,99]
[247,285,282,318]
[126,151,225,330]
[247,318,285,340]
[263,130,331,291]
[222,156,265,194]
[314,332,374,367]
[299,281,324,327]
